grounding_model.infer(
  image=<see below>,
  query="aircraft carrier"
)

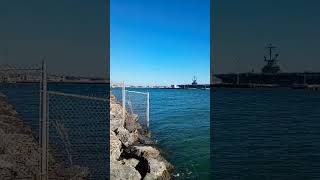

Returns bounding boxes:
[214,44,320,88]
[167,76,210,89]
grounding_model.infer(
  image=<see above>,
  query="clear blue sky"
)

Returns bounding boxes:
[214,0,320,74]
[110,0,210,86]
[0,1,107,78]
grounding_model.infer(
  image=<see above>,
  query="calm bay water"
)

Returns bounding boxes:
[1,83,110,179]
[127,88,210,180]
[115,88,210,179]
[0,83,109,136]
[1,84,210,179]
[212,88,320,179]
[5,84,320,179]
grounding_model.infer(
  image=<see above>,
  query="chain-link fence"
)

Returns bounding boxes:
[0,64,42,179]
[110,81,125,121]
[0,65,151,179]
[0,64,42,137]
[47,91,109,179]
[110,82,125,102]
[125,90,150,131]
[0,62,110,179]
[110,82,150,132]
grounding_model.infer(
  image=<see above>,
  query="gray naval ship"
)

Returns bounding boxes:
[172,76,210,89]
[215,44,320,87]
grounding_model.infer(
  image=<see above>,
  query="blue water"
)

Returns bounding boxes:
[212,88,320,179]
[0,83,109,136]
[7,84,320,179]
[1,84,210,179]
[0,83,110,179]
[123,88,210,179]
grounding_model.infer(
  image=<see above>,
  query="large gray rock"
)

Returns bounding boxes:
[110,102,125,131]
[110,161,141,180]
[53,165,89,180]
[0,115,32,134]
[121,158,139,168]
[115,126,135,147]
[0,134,40,179]
[125,146,173,180]
[110,130,122,161]
[0,96,89,179]
[130,146,160,159]
[144,158,171,180]
[125,114,141,132]
[110,94,173,180]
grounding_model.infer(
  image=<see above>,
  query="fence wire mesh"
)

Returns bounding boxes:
[110,81,150,132]
[48,91,109,179]
[49,83,109,98]
[0,63,112,179]
[125,90,149,131]
[110,82,124,103]
[0,64,42,137]
[0,64,42,178]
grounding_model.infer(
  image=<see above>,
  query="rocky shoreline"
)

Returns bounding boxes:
[0,92,173,179]
[110,94,174,180]
[0,93,88,179]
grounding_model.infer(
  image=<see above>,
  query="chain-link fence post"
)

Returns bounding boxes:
[40,59,48,180]
[122,81,126,121]
[146,92,150,130]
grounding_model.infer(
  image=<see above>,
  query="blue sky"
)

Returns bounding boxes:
[0,1,107,77]
[110,0,210,86]
[213,0,320,74]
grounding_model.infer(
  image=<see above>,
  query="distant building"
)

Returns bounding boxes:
[0,71,107,83]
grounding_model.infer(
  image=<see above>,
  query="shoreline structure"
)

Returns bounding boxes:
[110,94,174,180]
